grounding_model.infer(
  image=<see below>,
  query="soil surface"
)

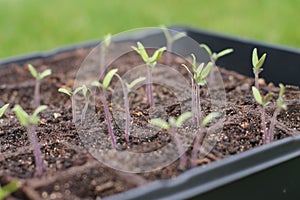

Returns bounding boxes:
[0,45,299,200]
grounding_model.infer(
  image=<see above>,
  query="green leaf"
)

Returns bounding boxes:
[196,63,205,77]
[256,53,267,69]
[263,93,273,105]
[132,42,149,63]
[216,48,233,58]
[58,88,73,96]
[150,118,170,130]
[191,54,197,73]
[169,117,177,127]
[252,86,263,105]
[200,62,213,79]
[176,112,192,127]
[12,105,29,127]
[39,69,52,80]
[91,81,102,88]
[199,44,212,56]
[103,34,112,47]
[28,64,38,79]
[161,25,170,41]
[33,105,48,117]
[73,86,83,95]
[0,180,20,200]
[150,47,166,64]
[103,69,118,90]
[127,77,146,90]
[197,79,206,86]
[173,32,186,41]
[0,103,9,118]
[181,64,193,78]
[279,83,285,98]
[252,48,259,68]
[201,112,220,127]
[82,85,91,97]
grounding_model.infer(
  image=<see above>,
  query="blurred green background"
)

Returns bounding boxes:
[0,0,299,59]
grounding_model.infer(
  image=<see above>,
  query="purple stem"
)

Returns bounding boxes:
[255,72,259,90]
[268,108,280,143]
[261,107,268,144]
[146,66,154,106]
[81,97,89,124]
[191,129,204,168]
[169,127,186,169]
[195,85,202,128]
[34,80,40,108]
[71,97,76,123]
[166,42,172,66]
[124,89,130,142]
[101,90,116,147]
[191,79,197,125]
[28,125,43,176]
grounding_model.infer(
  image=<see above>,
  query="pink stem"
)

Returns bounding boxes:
[28,125,43,176]
[146,67,154,106]
[261,107,268,144]
[71,97,76,123]
[169,128,186,169]
[124,89,130,142]
[269,108,280,143]
[191,129,204,168]
[34,80,40,108]
[101,91,116,147]
[81,97,89,124]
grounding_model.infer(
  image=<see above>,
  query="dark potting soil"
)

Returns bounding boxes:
[0,46,299,199]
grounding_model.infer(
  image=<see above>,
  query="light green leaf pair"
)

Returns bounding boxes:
[276,83,287,110]
[12,105,48,127]
[201,112,220,127]
[150,112,192,130]
[92,69,118,91]
[252,86,273,107]
[0,180,21,200]
[132,42,166,67]
[0,103,9,118]
[58,86,83,97]
[161,25,186,43]
[28,64,52,80]
[126,77,146,91]
[200,44,233,62]
[252,48,267,71]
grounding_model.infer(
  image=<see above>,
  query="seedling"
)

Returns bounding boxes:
[161,25,186,65]
[92,69,118,147]
[28,64,52,108]
[150,112,193,169]
[252,48,267,89]
[182,54,213,127]
[132,42,166,106]
[191,112,220,167]
[0,103,9,123]
[199,43,233,65]
[58,86,83,123]
[268,84,287,143]
[252,86,273,144]
[100,34,112,80]
[0,180,21,200]
[81,85,91,124]
[12,104,48,176]
[115,75,146,142]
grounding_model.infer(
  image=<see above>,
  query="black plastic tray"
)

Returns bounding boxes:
[1,26,300,200]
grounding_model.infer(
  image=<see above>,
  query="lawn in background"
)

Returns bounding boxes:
[0,0,299,59]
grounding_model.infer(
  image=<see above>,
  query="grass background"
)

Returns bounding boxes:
[0,0,299,59]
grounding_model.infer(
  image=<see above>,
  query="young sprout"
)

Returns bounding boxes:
[28,64,52,108]
[58,86,83,123]
[252,48,267,89]
[100,34,112,80]
[182,54,213,127]
[150,112,192,169]
[199,43,233,65]
[191,112,220,167]
[161,25,186,65]
[81,85,91,124]
[252,86,273,144]
[12,104,48,176]
[0,103,9,123]
[132,42,166,106]
[92,69,118,147]
[115,75,146,142]
[0,180,21,200]
[268,84,287,143]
